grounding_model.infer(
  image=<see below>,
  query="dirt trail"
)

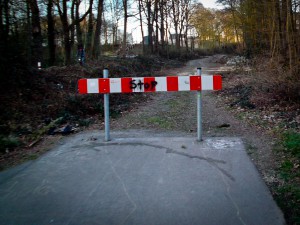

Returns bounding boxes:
[111,55,276,183]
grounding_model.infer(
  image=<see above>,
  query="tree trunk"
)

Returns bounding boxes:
[123,0,128,53]
[27,0,43,67]
[103,16,108,45]
[171,0,180,49]
[281,0,288,59]
[0,0,9,68]
[160,0,165,51]
[297,1,300,56]
[138,0,145,54]
[270,1,277,58]
[63,23,71,65]
[286,0,298,71]
[47,0,56,66]
[184,0,190,52]
[26,2,32,66]
[92,0,104,58]
[154,0,159,53]
[0,0,3,42]
[169,30,173,45]
[274,0,284,56]
[75,1,83,45]
[70,1,75,51]
[86,0,94,53]
[3,0,9,42]
[113,25,117,45]
[165,5,170,57]
[147,1,153,53]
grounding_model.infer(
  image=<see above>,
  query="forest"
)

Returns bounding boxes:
[0,0,299,67]
[0,0,299,104]
[1,0,298,103]
[0,0,300,224]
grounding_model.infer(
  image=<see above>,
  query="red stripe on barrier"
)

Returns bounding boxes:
[78,79,87,94]
[121,77,133,93]
[167,76,178,91]
[144,77,156,92]
[213,75,222,90]
[190,76,201,91]
[99,78,110,93]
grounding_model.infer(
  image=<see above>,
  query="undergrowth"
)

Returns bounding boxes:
[283,132,300,159]
[274,131,300,225]
[252,55,300,104]
[0,136,22,153]
[0,56,177,166]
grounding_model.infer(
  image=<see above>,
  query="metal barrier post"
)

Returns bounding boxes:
[197,68,203,142]
[103,69,111,141]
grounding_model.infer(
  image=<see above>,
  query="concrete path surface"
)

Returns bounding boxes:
[0,131,285,225]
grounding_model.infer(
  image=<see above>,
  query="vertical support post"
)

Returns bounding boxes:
[103,69,111,141]
[197,67,203,142]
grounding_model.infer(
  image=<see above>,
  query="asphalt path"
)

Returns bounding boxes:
[0,130,285,225]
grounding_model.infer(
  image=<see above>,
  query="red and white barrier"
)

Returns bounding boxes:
[78,75,222,94]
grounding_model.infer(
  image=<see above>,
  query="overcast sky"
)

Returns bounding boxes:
[200,0,223,9]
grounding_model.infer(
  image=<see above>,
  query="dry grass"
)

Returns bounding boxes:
[251,55,300,104]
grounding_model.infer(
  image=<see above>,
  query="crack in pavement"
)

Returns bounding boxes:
[53,138,236,183]
[165,149,226,164]
[90,142,234,181]
[166,149,234,181]
[205,148,244,224]
[105,148,137,225]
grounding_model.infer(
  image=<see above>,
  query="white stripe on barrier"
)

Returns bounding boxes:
[201,76,213,90]
[110,78,121,93]
[178,76,190,91]
[155,77,167,92]
[87,79,99,93]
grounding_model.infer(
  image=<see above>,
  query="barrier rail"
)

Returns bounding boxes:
[78,75,221,94]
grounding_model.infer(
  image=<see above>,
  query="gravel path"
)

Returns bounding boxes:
[111,55,277,184]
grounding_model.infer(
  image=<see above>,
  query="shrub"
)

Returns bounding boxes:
[252,55,300,104]
[283,131,300,159]
[0,136,21,153]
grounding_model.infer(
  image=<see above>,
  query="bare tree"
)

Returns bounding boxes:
[138,0,145,53]
[55,0,91,64]
[0,0,9,42]
[86,0,94,53]
[27,0,43,66]
[122,0,128,51]
[146,0,153,52]
[109,0,122,45]
[75,0,83,45]
[92,0,104,58]
[159,0,166,51]
[169,0,180,49]
[47,0,56,66]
